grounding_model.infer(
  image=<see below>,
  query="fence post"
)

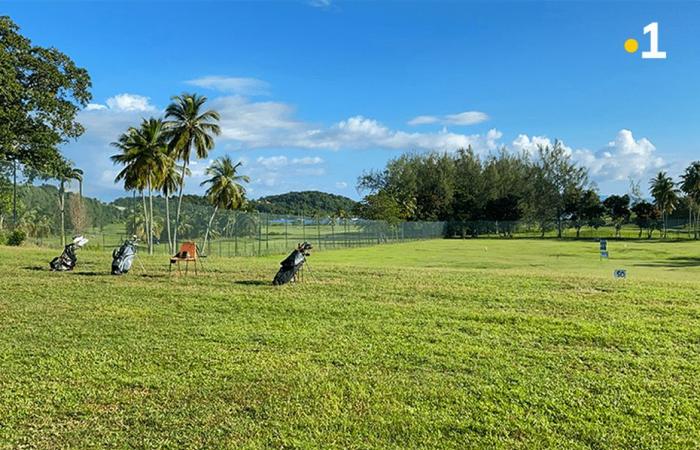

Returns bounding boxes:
[285,218,288,249]
[331,220,335,248]
[265,213,269,253]
[258,215,262,256]
[317,217,321,251]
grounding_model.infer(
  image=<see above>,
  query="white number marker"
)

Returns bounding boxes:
[642,22,667,59]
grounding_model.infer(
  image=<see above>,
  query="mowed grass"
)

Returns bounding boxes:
[1,239,699,449]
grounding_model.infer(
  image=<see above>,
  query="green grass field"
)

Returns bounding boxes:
[1,239,699,448]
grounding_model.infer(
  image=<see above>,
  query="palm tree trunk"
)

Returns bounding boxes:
[141,190,149,251]
[60,181,66,247]
[148,179,154,256]
[173,159,189,252]
[203,205,219,255]
[663,211,667,238]
[165,194,172,254]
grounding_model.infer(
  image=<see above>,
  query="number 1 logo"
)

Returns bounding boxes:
[624,22,667,59]
[642,22,666,59]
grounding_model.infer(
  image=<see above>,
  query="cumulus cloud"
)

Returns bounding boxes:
[186,76,270,95]
[408,110,489,126]
[576,129,665,181]
[85,103,107,111]
[511,129,666,185]
[103,93,157,112]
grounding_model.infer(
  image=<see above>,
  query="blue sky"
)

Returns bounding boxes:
[5,1,700,200]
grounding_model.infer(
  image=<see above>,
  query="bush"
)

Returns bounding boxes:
[6,229,26,246]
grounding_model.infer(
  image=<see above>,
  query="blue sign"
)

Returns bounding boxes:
[613,269,627,279]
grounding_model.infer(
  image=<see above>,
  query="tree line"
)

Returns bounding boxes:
[356,145,700,239]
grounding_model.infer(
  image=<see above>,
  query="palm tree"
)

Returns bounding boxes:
[158,155,188,254]
[164,93,221,252]
[650,171,679,238]
[57,166,83,246]
[111,118,170,254]
[200,156,249,253]
[680,162,700,239]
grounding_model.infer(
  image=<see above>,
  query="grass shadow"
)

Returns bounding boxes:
[23,266,46,271]
[234,280,270,286]
[634,256,700,268]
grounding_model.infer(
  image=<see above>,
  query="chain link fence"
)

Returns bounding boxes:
[17,209,447,257]
[7,196,699,256]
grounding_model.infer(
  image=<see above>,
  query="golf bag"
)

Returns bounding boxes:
[50,235,89,271]
[273,242,313,285]
[112,236,138,275]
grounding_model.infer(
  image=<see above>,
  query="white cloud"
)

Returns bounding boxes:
[105,93,157,112]
[335,181,348,189]
[444,111,490,125]
[85,103,107,111]
[256,156,290,169]
[407,115,439,126]
[212,96,500,153]
[255,155,324,169]
[186,76,270,95]
[575,129,665,181]
[511,129,666,185]
[408,111,489,126]
[511,134,561,156]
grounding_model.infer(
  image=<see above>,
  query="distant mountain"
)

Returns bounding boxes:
[250,191,357,216]
[112,191,357,216]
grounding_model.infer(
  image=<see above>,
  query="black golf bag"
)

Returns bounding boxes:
[273,242,313,285]
[50,236,88,271]
[112,237,138,275]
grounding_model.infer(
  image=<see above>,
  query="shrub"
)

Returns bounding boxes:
[6,229,26,246]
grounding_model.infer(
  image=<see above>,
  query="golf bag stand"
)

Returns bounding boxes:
[272,242,313,286]
[50,235,88,271]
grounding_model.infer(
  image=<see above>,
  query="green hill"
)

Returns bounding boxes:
[250,191,357,215]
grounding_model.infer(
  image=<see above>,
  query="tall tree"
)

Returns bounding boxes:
[649,171,679,238]
[111,118,170,254]
[564,189,604,238]
[603,194,631,238]
[200,156,249,252]
[536,141,589,238]
[632,201,661,239]
[164,93,220,252]
[680,162,700,239]
[0,17,91,226]
[158,156,187,254]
